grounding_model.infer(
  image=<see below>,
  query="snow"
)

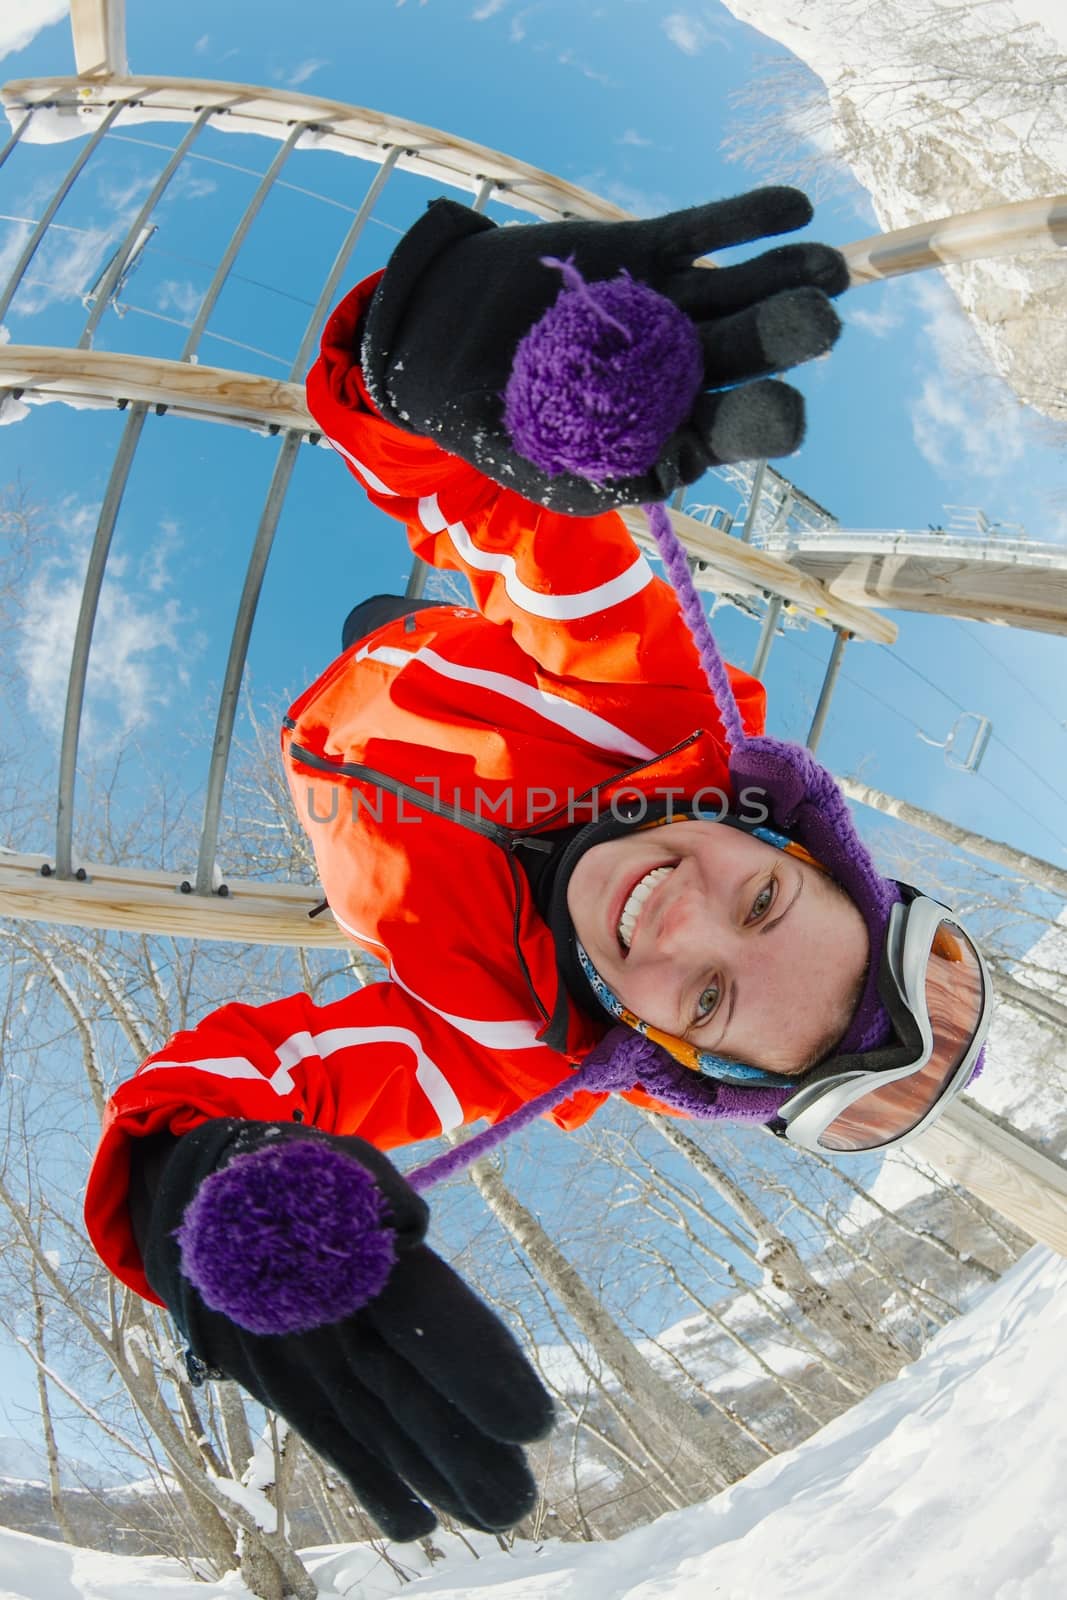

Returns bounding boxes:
[2,1245,1066,1597]
[720,0,1067,424]
[0,2,68,66]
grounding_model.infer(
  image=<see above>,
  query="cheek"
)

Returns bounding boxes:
[613,962,678,1031]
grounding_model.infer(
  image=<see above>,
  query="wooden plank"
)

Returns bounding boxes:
[70,0,127,79]
[0,346,311,433]
[0,853,350,947]
[913,1100,1067,1258]
[620,506,898,645]
[844,193,1067,285]
[1,75,632,225]
[775,541,1067,638]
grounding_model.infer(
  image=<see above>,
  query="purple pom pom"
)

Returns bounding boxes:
[177,1139,397,1336]
[504,259,703,482]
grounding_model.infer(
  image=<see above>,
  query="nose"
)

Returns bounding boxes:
[651,871,726,960]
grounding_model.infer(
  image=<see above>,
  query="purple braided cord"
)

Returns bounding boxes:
[540,255,635,341]
[645,502,747,751]
[405,1028,790,1193]
[405,1055,634,1193]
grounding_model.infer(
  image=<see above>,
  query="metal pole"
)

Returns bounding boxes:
[750,595,783,682]
[805,627,849,753]
[403,560,429,599]
[0,108,32,179]
[180,120,309,363]
[287,144,402,380]
[471,177,494,214]
[80,104,216,349]
[0,98,131,325]
[54,403,149,878]
[738,459,767,543]
[193,149,405,893]
[194,431,302,894]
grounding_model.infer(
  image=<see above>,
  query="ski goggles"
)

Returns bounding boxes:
[771,890,991,1154]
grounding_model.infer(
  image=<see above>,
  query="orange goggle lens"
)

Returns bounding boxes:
[818,920,985,1153]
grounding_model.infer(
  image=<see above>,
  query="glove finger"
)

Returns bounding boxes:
[666,242,849,321]
[366,1245,555,1444]
[685,381,807,469]
[649,187,815,268]
[337,1317,542,1531]
[291,1405,440,1543]
[218,1338,440,1542]
[699,287,842,388]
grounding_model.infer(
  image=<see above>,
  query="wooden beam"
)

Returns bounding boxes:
[844,193,1067,285]
[70,0,127,79]
[913,1100,1067,1257]
[0,346,311,433]
[768,536,1067,638]
[620,506,898,645]
[0,853,350,947]
[1,75,632,225]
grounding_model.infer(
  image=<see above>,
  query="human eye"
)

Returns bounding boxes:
[748,878,777,923]
[692,979,721,1027]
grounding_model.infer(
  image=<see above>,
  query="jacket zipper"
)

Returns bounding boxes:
[287,727,704,850]
[518,729,705,836]
[288,739,518,846]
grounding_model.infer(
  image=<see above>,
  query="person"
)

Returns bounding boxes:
[83,187,991,1543]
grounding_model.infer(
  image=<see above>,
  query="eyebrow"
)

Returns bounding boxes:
[700,870,804,1052]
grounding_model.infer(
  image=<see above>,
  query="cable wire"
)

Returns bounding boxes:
[780,631,1067,856]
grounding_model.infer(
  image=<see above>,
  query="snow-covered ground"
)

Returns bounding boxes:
[2,1244,1065,1600]
[721,0,1067,426]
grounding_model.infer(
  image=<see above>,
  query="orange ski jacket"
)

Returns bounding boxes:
[85,271,766,1304]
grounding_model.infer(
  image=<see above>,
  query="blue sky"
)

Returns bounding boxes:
[2,0,1066,1462]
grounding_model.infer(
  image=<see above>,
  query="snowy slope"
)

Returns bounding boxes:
[2,1245,1065,1599]
[721,0,1067,423]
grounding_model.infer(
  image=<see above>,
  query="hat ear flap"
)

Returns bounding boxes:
[729,734,821,830]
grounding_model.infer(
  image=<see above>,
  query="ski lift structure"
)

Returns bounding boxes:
[3,0,1067,1246]
[917,712,994,773]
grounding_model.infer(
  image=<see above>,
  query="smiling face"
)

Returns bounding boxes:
[566,821,870,1075]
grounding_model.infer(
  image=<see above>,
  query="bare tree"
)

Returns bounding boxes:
[465,1151,750,1501]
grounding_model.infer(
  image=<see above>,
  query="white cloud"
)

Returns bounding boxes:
[285,58,329,88]
[662,10,733,57]
[156,279,202,320]
[847,303,902,339]
[0,156,169,325]
[617,129,653,148]
[556,47,613,87]
[0,1,69,64]
[194,34,210,54]
[472,0,509,18]
[169,168,218,203]
[663,12,704,54]
[94,171,155,220]
[16,501,200,742]
[573,173,673,220]
[0,214,111,318]
[908,277,1027,480]
[138,518,183,595]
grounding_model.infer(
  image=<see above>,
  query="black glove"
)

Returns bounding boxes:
[138,1119,554,1541]
[362,188,848,514]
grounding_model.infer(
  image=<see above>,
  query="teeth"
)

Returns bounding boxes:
[618,866,673,950]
